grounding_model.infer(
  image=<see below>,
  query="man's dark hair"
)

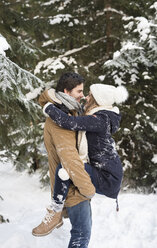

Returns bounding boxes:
[56,72,85,92]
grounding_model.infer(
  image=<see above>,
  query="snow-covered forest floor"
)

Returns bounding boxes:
[0,159,157,248]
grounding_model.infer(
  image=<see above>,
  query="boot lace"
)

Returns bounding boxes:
[43,211,55,224]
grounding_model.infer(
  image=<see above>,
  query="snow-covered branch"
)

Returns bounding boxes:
[34,36,106,75]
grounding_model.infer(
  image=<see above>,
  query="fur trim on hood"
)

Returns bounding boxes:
[38,88,61,107]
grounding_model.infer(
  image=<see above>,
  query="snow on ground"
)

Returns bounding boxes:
[0,160,157,248]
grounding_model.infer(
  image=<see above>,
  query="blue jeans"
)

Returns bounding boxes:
[52,163,120,246]
[66,200,92,248]
[53,164,92,247]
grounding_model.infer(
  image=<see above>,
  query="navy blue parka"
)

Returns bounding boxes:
[45,104,123,199]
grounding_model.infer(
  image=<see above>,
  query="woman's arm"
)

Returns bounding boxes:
[44,103,109,132]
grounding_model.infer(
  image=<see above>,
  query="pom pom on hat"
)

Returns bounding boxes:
[90,84,128,106]
[58,168,70,181]
[114,85,129,104]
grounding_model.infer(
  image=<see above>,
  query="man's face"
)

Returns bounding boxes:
[64,83,84,102]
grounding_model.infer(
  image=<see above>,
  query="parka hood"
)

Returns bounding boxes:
[88,106,121,135]
[38,88,61,107]
[103,110,121,134]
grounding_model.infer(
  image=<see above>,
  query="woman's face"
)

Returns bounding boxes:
[84,91,98,112]
[85,91,92,104]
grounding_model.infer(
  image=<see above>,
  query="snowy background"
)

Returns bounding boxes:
[0,159,157,248]
[0,2,157,247]
[0,1,157,197]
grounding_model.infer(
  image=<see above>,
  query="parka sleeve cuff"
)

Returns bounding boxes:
[43,102,53,117]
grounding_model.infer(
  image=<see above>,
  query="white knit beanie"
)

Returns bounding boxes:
[90,84,128,106]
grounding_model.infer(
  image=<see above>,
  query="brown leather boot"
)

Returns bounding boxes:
[32,209,63,237]
[62,207,68,219]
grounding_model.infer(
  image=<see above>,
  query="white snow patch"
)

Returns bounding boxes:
[142,71,152,80]
[42,0,60,6]
[124,21,134,31]
[123,128,130,133]
[149,122,157,132]
[135,17,150,41]
[98,75,105,81]
[123,158,132,171]
[42,40,54,47]
[152,154,157,164]
[113,74,126,85]
[49,14,72,25]
[26,87,42,100]
[1,161,157,248]
[113,51,121,59]
[121,41,143,52]
[68,22,73,27]
[0,35,10,56]
[150,2,157,11]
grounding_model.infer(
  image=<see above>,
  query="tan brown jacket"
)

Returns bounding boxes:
[38,89,95,207]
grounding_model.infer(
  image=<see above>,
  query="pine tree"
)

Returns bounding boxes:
[103,1,157,192]
[0,0,125,85]
[0,0,156,191]
[0,49,48,175]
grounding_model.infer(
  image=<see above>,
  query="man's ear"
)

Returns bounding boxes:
[64,88,70,95]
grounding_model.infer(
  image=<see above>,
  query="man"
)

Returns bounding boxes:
[32,72,95,248]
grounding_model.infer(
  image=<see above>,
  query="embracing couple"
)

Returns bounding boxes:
[32,72,128,248]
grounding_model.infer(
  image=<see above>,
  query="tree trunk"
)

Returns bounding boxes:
[105,0,113,58]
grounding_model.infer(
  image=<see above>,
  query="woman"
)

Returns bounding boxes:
[42,84,128,213]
